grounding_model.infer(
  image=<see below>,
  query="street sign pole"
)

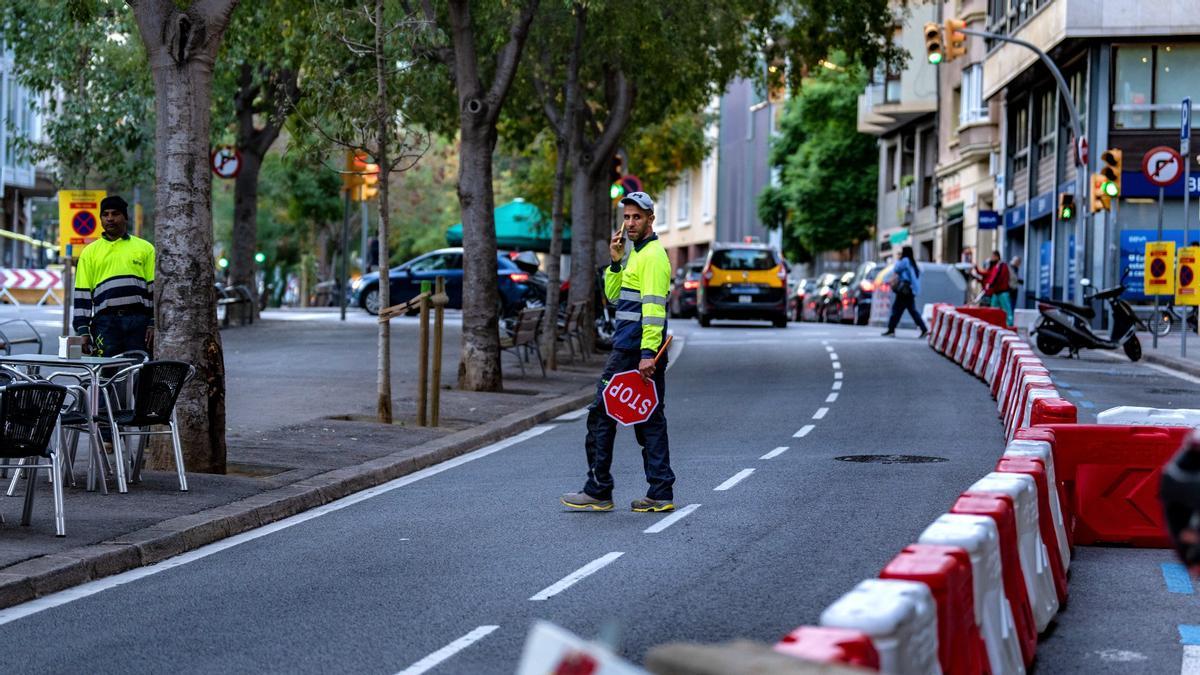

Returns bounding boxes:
[1182,97,1192,357]
[339,189,351,322]
[1156,186,1165,350]
[360,201,369,272]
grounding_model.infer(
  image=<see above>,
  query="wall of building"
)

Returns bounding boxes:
[715,78,781,250]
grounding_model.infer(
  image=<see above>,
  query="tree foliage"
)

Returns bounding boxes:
[760,66,877,259]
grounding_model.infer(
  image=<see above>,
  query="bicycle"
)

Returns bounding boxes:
[1145,302,1199,337]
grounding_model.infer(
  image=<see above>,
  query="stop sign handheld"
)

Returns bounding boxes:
[603,335,672,426]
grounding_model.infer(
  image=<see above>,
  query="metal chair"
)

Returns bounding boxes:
[500,307,545,377]
[98,360,195,491]
[0,383,69,536]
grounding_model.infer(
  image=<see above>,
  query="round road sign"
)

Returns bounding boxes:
[602,370,659,426]
[1151,257,1167,279]
[1142,146,1183,187]
[211,146,242,179]
[1181,265,1194,288]
[72,211,97,236]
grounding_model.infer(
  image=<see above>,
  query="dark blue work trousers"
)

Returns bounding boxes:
[91,312,151,357]
[583,348,675,501]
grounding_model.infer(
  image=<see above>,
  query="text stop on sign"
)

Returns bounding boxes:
[603,370,659,426]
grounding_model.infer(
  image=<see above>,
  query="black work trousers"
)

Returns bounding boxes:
[582,348,674,501]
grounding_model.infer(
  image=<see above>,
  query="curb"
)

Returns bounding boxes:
[1142,349,1200,378]
[0,384,597,610]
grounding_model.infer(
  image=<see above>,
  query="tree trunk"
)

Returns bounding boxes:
[229,148,261,311]
[567,155,601,354]
[456,122,502,390]
[541,139,569,369]
[373,0,393,423]
[130,0,240,473]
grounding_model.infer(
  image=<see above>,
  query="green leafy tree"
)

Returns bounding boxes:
[760,66,877,259]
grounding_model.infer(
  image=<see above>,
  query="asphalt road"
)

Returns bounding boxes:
[0,313,1189,673]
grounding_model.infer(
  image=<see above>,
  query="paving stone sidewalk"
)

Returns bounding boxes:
[0,309,597,607]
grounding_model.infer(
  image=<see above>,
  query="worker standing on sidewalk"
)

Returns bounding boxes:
[975,250,1013,326]
[561,191,676,513]
[73,195,156,356]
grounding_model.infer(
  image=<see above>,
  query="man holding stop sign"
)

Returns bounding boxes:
[561,191,677,513]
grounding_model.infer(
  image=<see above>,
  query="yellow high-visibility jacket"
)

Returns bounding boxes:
[604,233,670,358]
[72,234,155,336]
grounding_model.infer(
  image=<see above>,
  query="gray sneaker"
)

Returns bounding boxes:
[631,497,675,513]
[561,492,613,511]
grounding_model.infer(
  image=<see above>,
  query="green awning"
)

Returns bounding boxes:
[445,199,571,253]
[888,228,910,246]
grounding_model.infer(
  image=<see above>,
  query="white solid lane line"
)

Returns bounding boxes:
[643,504,702,534]
[714,468,755,491]
[395,625,499,675]
[813,407,829,420]
[0,425,557,626]
[554,407,590,421]
[760,446,789,460]
[834,371,843,380]
[832,381,842,391]
[530,552,624,601]
[825,392,838,403]
[793,425,815,438]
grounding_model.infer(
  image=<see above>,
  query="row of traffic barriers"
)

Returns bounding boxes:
[768,305,1190,673]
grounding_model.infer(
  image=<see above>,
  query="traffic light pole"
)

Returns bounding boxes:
[961,29,1088,307]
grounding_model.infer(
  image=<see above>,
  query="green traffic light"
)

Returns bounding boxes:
[254,252,266,264]
[610,182,625,200]
[1102,181,1118,198]
[217,257,229,269]
[928,53,943,65]
[1061,207,1073,220]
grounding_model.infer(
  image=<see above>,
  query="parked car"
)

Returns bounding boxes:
[789,277,813,322]
[349,247,532,315]
[669,259,705,318]
[696,243,789,327]
[832,271,856,323]
[801,273,837,322]
[838,261,883,325]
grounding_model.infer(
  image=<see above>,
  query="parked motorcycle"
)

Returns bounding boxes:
[1032,271,1146,361]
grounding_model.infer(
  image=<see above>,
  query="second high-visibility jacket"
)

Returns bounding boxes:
[73,234,156,337]
[605,232,670,358]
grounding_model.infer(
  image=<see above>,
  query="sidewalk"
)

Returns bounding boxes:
[1140,329,1200,378]
[0,309,598,607]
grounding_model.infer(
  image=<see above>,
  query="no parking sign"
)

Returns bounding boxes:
[1144,241,1176,296]
[1177,246,1200,306]
[57,189,105,258]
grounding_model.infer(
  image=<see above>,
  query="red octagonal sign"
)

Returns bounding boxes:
[603,370,659,426]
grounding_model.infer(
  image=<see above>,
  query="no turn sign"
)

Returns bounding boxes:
[211,146,242,179]
[1142,146,1183,187]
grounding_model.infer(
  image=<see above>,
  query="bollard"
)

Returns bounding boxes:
[417,280,431,426]
[430,276,448,427]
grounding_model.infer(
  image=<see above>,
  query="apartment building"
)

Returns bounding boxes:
[0,46,53,268]
[656,143,719,273]
[715,77,784,253]
[985,0,1200,305]
[858,2,941,264]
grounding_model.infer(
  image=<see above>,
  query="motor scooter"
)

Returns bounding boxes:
[1031,271,1146,361]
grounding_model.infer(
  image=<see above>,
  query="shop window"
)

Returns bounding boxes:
[1114,46,1153,129]
[1155,44,1200,129]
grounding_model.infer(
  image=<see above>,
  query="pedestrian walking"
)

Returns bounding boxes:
[975,250,1013,326]
[73,195,156,356]
[882,245,928,337]
[1008,255,1023,308]
[561,191,676,513]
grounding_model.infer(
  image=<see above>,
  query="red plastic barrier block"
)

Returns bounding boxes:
[957,305,1009,328]
[881,545,983,675]
[996,456,1069,604]
[1003,368,1051,426]
[952,493,1037,666]
[1032,424,1191,546]
[1029,397,1077,427]
[775,626,881,669]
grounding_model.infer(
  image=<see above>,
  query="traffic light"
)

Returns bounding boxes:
[944,18,967,62]
[1058,193,1075,221]
[1090,173,1111,212]
[1100,148,1122,199]
[254,251,266,264]
[343,150,364,193]
[359,160,380,202]
[924,22,944,65]
[610,154,624,183]
[347,151,380,202]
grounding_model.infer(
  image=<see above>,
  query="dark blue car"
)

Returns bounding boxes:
[349,247,533,315]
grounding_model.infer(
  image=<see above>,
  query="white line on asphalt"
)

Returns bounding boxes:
[1183,645,1200,675]
[0,425,557,626]
[1145,361,1200,386]
[821,340,829,345]
[760,446,789,460]
[793,425,815,438]
[553,407,590,421]
[824,345,834,352]
[813,407,829,420]
[832,381,842,391]
[643,504,702,533]
[530,552,624,601]
[396,625,499,675]
[834,371,843,380]
[829,352,839,361]
[832,362,841,370]
[714,468,755,491]
[825,392,838,403]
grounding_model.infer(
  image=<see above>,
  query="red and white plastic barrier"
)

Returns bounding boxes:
[819,579,941,674]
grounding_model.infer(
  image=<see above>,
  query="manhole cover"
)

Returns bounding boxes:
[834,454,949,464]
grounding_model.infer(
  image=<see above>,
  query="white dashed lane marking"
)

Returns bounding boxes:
[793,425,815,438]
[826,393,838,403]
[834,371,843,380]
[394,626,499,675]
[832,381,842,391]
[714,469,755,491]
[813,407,829,420]
[643,504,702,534]
[761,446,789,460]
[530,552,624,601]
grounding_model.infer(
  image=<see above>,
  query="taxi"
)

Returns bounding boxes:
[696,242,789,327]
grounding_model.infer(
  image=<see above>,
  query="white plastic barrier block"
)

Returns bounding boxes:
[1004,439,1070,572]
[997,354,1039,415]
[819,578,941,675]
[919,513,1025,675]
[970,472,1061,632]
[975,326,1007,378]
[1096,406,1200,428]
[954,318,978,364]
[1004,375,1054,438]
[985,335,1022,386]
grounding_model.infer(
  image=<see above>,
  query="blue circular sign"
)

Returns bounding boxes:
[72,211,97,236]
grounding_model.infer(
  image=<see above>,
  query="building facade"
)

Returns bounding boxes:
[656,140,718,273]
[1,45,53,268]
[715,77,783,252]
[985,0,1200,307]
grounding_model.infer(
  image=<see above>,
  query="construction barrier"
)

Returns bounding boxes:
[997,455,1070,604]
[1096,406,1200,428]
[962,321,989,373]
[818,578,941,675]
[774,626,881,670]
[1007,385,1057,441]
[1027,397,1077,428]
[957,305,1009,328]
[919,513,1025,675]
[952,316,976,364]
[0,267,64,306]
